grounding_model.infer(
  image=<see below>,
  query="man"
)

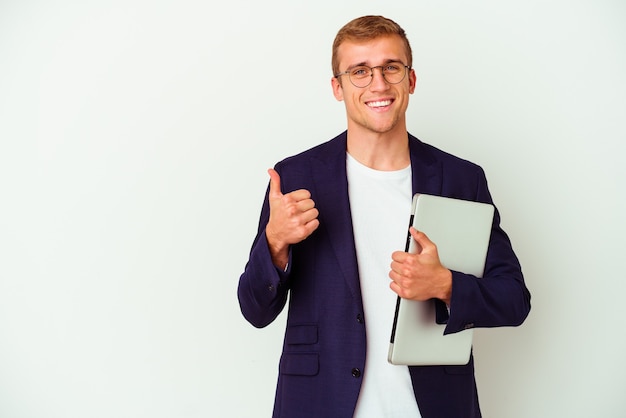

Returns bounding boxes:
[237,15,531,418]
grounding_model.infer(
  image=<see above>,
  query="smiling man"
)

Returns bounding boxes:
[237,15,531,418]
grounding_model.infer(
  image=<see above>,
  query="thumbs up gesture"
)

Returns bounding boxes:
[265,168,320,269]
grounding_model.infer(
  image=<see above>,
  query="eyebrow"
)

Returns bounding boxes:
[346,58,404,70]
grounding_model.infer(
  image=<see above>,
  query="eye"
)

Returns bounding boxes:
[351,66,371,78]
[384,63,402,73]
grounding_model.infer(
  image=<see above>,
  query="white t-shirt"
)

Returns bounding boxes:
[347,153,422,418]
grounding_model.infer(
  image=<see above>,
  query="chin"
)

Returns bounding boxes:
[368,122,398,134]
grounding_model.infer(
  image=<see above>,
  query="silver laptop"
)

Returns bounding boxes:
[388,193,494,366]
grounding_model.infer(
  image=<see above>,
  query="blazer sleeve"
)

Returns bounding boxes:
[237,183,293,329]
[443,167,531,335]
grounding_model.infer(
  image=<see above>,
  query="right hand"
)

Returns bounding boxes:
[265,168,320,269]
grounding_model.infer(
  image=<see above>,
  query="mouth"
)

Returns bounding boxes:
[366,99,393,109]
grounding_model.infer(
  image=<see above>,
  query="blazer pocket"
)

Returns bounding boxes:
[280,352,319,376]
[285,324,318,345]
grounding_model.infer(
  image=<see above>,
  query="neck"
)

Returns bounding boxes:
[346,129,410,171]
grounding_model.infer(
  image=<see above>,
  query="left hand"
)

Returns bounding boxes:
[389,227,453,304]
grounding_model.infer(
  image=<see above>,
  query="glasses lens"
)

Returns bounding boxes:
[382,63,407,84]
[349,66,373,88]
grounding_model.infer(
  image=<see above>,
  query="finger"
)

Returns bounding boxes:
[389,280,401,296]
[390,259,412,279]
[291,218,320,243]
[299,207,319,224]
[409,227,434,252]
[304,218,320,235]
[295,197,316,212]
[391,250,408,263]
[289,189,312,202]
[389,259,404,274]
[389,265,402,281]
[267,168,283,198]
[389,280,413,300]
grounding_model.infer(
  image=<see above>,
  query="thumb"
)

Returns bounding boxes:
[267,168,283,198]
[409,227,433,253]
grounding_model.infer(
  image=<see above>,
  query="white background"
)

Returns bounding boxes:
[1,1,625,417]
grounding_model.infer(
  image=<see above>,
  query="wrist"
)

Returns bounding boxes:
[265,230,289,270]
[438,268,453,305]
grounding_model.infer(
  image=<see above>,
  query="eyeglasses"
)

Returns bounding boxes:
[334,61,410,88]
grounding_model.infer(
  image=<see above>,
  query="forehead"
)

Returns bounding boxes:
[336,35,407,69]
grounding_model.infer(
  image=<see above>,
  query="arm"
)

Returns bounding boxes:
[389,169,531,334]
[237,168,319,328]
[443,202,530,334]
[237,222,292,329]
[443,167,530,333]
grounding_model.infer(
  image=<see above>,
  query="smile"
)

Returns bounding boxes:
[366,99,393,108]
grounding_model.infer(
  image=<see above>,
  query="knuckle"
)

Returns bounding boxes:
[296,224,312,239]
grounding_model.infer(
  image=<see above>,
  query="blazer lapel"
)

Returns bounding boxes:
[310,133,362,302]
[409,134,443,196]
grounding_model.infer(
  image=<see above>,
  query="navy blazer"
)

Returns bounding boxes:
[238,132,531,418]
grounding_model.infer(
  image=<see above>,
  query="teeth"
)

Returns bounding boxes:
[367,100,392,108]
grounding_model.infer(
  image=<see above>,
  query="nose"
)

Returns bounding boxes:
[369,66,389,90]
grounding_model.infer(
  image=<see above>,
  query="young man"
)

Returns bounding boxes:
[237,15,531,418]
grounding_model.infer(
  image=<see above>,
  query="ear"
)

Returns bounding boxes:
[331,76,344,101]
[408,68,417,94]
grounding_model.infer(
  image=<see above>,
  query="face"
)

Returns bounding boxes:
[332,35,416,136]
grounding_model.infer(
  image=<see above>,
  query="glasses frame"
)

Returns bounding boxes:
[334,62,411,88]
